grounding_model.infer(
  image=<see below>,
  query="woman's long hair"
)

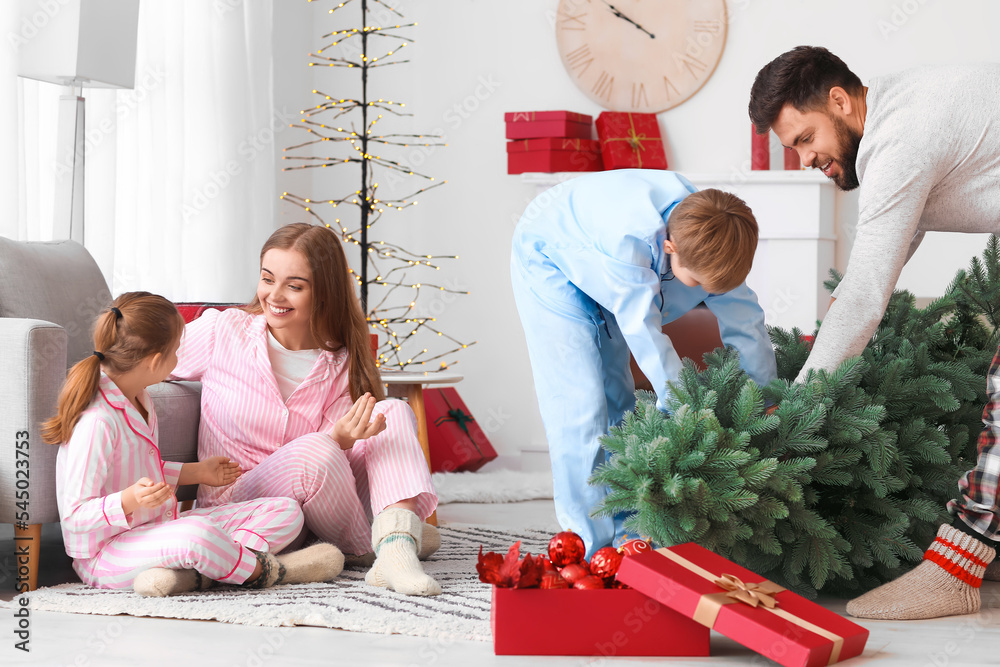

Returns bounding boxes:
[247,223,384,402]
[42,292,185,444]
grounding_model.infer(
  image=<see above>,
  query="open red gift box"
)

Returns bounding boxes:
[616,543,869,667]
[491,586,710,657]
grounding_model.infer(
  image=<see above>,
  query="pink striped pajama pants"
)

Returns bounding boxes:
[74,497,303,589]
[211,399,437,556]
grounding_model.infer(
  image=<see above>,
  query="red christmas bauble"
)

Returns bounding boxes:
[612,580,631,589]
[619,539,652,557]
[540,556,558,573]
[558,562,590,584]
[590,546,624,580]
[539,570,569,589]
[574,575,607,590]
[548,531,586,567]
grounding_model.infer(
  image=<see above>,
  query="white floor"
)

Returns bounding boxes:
[2,499,1000,667]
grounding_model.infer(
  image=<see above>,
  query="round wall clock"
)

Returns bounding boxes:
[555,0,728,113]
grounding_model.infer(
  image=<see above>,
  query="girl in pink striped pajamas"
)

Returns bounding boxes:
[46,292,344,596]
[170,223,441,596]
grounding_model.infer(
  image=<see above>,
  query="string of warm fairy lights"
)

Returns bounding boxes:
[283,0,474,371]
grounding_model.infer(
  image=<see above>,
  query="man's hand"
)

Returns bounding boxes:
[198,456,242,487]
[330,392,387,450]
[122,477,173,514]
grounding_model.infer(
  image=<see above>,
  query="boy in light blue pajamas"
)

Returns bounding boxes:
[510,170,777,557]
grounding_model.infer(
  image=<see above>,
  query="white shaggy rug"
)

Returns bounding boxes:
[5,524,552,641]
[432,469,553,504]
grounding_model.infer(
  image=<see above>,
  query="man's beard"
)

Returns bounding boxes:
[830,115,862,191]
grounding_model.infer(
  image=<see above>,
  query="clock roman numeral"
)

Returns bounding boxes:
[674,52,707,78]
[558,9,588,30]
[663,75,679,100]
[565,44,594,76]
[592,71,614,102]
[693,19,722,34]
[631,82,649,108]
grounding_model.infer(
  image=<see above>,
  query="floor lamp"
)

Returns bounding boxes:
[17,0,140,244]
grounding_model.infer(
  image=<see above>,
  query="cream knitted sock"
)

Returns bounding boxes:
[133,568,215,597]
[365,509,442,596]
[347,522,439,567]
[846,524,996,620]
[276,543,344,584]
[419,522,441,561]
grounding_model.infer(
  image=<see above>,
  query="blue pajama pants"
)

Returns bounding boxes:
[511,248,637,558]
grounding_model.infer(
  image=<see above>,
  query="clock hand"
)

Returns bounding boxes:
[602,0,655,39]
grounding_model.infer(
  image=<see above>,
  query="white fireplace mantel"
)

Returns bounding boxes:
[521,171,837,332]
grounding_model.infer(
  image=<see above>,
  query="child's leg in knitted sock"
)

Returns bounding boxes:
[133,569,215,597]
[846,524,995,620]
[365,508,441,596]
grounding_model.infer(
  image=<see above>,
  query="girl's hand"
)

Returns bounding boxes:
[330,393,387,450]
[123,477,173,514]
[199,456,243,487]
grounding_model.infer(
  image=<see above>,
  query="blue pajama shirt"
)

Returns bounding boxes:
[510,170,777,557]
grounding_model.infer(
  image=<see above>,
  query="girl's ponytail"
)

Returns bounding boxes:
[42,293,184,444]
[41,309,119,444]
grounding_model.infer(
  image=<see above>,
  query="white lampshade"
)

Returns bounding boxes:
[17,0,140,89]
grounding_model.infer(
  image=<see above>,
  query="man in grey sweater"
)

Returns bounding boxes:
[749,46,1000,620]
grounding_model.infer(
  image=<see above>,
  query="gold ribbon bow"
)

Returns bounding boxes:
[604,114,649,167]
[657,548,845,666]
[714,573,780,609]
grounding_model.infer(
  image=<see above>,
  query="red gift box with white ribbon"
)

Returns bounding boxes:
[506,137,603,174]
[504,110,593,140]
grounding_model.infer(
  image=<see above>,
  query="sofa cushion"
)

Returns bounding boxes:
[0,238,111,367]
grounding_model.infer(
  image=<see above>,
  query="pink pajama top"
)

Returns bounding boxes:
[55,374,183,559]
[169,309,355,507]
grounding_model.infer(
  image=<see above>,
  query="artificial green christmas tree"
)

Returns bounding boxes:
[592,236,1000,596]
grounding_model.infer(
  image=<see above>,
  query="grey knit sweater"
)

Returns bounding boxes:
[797,64,1000,381]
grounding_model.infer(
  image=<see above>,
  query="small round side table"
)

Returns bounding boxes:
[381,369,464,525]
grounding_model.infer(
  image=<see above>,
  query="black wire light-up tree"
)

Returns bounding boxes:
[281,0,473,371]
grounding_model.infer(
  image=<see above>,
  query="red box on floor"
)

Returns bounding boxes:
[504,110,592,140]
[507,149,603,174]
[617,544,869,667]
[491,586,711,656]
[424,388,497,472]
[595,111,668,170]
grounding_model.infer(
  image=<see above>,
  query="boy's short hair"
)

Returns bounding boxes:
[668,189,758,294]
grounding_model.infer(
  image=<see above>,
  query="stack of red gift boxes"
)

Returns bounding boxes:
[505,110,670,174]
[505,111,603,174]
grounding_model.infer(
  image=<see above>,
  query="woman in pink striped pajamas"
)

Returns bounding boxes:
[169,223,442,596]
[46,292,344,596]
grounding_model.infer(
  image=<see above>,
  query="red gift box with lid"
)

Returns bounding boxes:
[595,111,668,170]
[504,110,593,140]
[492,586,710,656]
[617,543,869,667]
[424,387,497,473]
[506,137,603,174]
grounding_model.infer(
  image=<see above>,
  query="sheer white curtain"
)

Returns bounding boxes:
[10,0,276,302]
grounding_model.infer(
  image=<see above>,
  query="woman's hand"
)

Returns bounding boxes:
[330,392,387,450]
[198,456,243,487]
[122,477,173,514]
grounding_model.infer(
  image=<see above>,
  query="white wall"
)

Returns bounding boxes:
[273,0,1000,465]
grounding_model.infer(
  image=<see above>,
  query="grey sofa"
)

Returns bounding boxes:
[0,237,201,591]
